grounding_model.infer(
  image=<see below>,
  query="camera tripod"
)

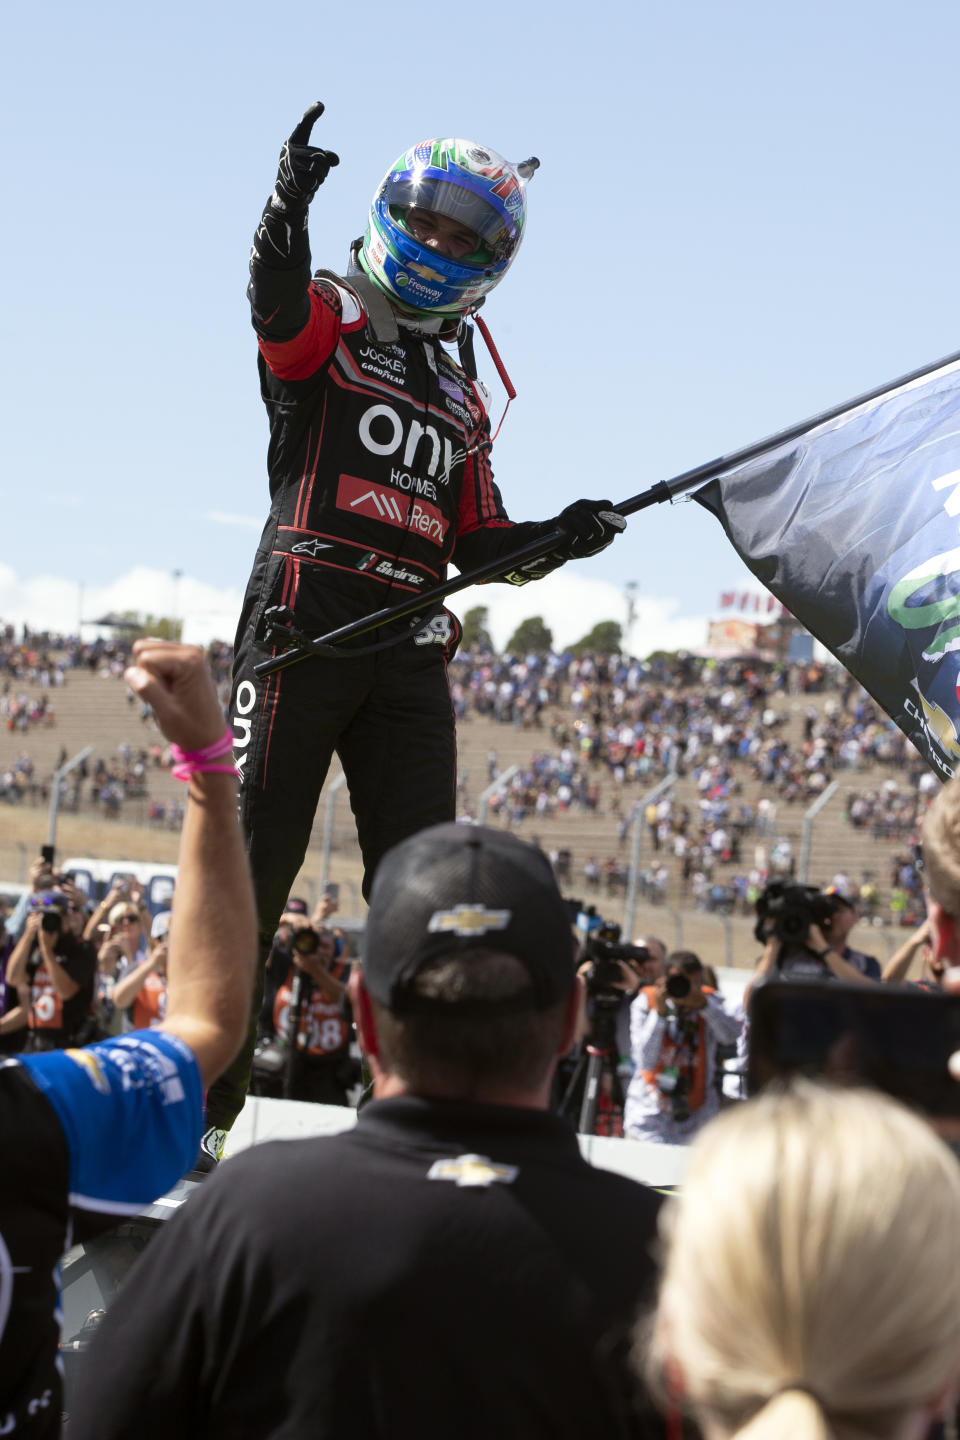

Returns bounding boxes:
[559,997,625,1137]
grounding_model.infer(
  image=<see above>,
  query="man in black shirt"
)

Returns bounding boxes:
[72,824,664,1439]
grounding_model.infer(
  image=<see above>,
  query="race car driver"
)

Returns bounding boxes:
[206,103,626,1153]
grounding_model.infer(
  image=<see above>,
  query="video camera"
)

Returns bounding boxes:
[753,880,841,977]
[579,909,652,1005]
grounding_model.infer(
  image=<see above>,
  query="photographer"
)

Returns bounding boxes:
[822,884,882,980]
[0,890,97,1050]
[83,877,151,953]
[253,921,354,1105]
[563,920,662,1133]
[623,951,742,1145]
[743,880,876,1011]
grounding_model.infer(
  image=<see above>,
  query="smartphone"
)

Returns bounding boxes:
[324,883,339,904]
[40,844,55,866]
[748,980,960,1117]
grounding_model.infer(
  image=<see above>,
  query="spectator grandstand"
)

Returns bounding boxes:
[0,622,934,967]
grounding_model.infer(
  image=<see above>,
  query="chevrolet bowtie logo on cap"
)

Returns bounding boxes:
[427,1154,519,1187]
[427,905,511,937]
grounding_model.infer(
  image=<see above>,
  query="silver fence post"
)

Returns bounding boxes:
[478,764,519,827]
[319,773,348,895]
[797,779,839,884]
[47,745,94,853]
[623,772,677,940]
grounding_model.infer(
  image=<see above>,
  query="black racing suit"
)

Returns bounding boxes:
[208,223,546,1131]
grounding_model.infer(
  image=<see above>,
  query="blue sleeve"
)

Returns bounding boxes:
[18,1030,203,1214]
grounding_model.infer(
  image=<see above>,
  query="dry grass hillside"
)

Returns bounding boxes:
[0,663,924,971]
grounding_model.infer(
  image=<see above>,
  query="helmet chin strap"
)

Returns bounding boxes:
[343,240,517,436]
[347,239,460,335]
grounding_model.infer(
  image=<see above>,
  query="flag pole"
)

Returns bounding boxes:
[254,345,960,678]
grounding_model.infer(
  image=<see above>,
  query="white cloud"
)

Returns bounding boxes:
[0,565,243,647]
[0,562,709,658]
[451,570,710,656]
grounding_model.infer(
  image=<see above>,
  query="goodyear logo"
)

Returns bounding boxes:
[427,1153,518,1188]
[427,905,511,938]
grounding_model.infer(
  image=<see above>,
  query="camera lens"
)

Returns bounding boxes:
[666,972,691,1000]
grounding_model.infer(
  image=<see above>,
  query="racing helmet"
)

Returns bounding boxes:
[359,138,539,316]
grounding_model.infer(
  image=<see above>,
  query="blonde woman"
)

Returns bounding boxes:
[111,912,171,1031]
[645,1083,960,1440]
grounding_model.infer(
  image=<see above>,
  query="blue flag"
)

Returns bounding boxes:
[694,358,960,778]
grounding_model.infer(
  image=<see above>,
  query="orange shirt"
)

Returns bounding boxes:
[274,964,349,1058]
[132,972,168,1030]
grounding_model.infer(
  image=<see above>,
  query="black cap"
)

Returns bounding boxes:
[363,823,576,1012]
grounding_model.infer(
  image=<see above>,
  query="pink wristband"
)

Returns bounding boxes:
[170,726,238,782]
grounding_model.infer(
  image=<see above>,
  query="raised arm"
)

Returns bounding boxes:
[6,910,41,991]
[111,947,164,1012]
[248,102,339,352]
[123,641,257,1087]
[882,919,932,983]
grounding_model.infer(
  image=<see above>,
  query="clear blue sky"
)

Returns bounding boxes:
[4,0,959,650]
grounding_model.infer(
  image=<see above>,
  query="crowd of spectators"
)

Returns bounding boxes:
[2,689,57,730]
[1,751,45,804]
[0,622,939,923]
[7,641,960,1440]
[447,645,934,921]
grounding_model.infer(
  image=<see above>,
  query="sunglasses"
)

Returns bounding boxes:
[118,914,140,924]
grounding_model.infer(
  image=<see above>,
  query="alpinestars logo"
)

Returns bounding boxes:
[290,538,334,558]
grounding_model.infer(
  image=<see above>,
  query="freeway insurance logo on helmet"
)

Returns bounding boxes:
[360,138,539,316]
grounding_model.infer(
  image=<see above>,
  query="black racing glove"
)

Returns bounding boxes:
[503,500,626,586]
[250,103,340,335]
[271,101,340,213]
[554,499,626,558]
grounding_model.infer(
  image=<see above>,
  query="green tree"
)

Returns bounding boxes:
[119,611,183,642]
[461,605,494,652]
[506,615,553,654]
[571,620,622,655]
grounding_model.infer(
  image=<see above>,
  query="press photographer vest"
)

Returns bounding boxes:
[639,985,711,1112]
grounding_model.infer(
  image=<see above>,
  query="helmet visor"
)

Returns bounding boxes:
[384,174,510,248]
